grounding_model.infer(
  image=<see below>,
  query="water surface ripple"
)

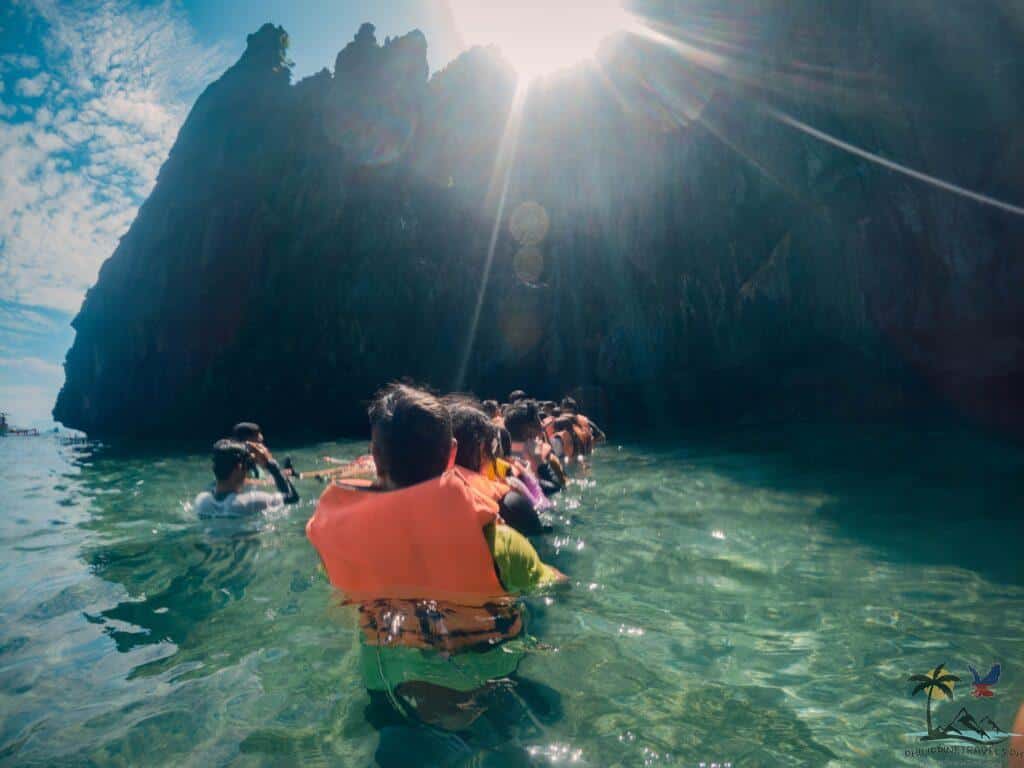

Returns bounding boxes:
[1,426,1022,766]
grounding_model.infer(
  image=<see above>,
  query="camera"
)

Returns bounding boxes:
[243,447,258,475]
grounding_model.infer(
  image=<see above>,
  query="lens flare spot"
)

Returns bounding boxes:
[509,200,550,245]
[513,245,545,284]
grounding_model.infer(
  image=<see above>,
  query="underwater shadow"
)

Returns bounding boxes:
[636,422,1024,586]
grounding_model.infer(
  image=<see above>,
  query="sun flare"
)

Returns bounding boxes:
[448,0,629,80]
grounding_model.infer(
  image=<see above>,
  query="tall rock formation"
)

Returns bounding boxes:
[54,8,1024,438]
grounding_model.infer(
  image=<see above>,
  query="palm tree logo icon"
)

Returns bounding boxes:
[909,664,959,737]
[908,663,1015,744]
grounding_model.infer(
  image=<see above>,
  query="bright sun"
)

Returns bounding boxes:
[448,1,629,80]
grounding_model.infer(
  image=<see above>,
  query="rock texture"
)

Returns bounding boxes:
[54,7,1024,438]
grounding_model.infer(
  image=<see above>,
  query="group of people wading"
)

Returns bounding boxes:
[195,384,604,735]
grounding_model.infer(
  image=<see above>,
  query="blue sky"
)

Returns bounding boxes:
[0,0,469,428]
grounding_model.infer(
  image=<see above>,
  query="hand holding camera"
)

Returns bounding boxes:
[246,441,273,468]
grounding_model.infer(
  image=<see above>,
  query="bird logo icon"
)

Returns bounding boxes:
[968,664,1000,698]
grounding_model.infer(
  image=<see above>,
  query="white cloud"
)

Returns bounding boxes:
[1,54,41,70]
[0,355,65,426]
[15,71,49,97]
[0,0,231,313]
[0,355,63,379]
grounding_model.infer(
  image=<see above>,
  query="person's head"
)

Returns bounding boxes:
[504,400,543,442]
[212,439,253,489]
[560,397,579,414]
[508,389,527,404]
[448,402,499,472]
[481,400,500,419]
[554,415,577,431]
[232,422,264,443]
[368,383,454,489]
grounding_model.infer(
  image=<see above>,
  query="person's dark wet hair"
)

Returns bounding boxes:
[481,400,500,419]
[508,390,527,403]
[554,415,577,431]
[369,384,452,488]
[232,422,263,442]
[498,427,512,457]
[504,401,542,442]
[559,397,579,413]
[212,439,251,481]
[449,402,498,472]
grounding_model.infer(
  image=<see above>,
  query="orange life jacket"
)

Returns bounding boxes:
[460,467,510,505]
[574,415,595,454]
[306,467,507,604]
[1011,702,1024,768]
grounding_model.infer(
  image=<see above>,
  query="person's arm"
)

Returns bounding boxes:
[589,420,606,443]
[487,524,567,593]
[549,434,565,459]
[498,490,545,535]
[249,442,299,505]
[266,459,299,504]
[535,462,562,496]
[547,454,568,486]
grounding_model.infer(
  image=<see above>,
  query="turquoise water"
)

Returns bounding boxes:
[2,426,1023,766]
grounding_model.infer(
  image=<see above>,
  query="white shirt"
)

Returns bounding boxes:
[193,488,285,518]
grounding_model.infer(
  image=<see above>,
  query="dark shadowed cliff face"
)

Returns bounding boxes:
[54,7,1024,439]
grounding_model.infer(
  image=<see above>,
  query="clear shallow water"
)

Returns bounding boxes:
[1,426,1023,767]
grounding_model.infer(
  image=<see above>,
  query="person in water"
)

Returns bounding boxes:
[307,384,564,595]
[560,397,606,448]
[447,400,546,535]
[507,389,527,404]
[194,439,299,517]
[537,397,604,461]
[231,421,263,443]
[481,400,501,420]
[306,384,564,731]
[503,400,566,494]
[231,421,298,478]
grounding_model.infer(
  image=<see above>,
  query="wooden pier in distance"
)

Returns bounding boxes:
[0,412,40,437]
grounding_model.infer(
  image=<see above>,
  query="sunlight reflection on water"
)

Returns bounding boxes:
[0,426,1022,766]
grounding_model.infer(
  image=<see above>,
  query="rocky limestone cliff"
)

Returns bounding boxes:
[54,8,1024,438]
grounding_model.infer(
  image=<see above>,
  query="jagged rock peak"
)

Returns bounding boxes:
[355,21,376,44]
[334,22,427,80]
[241,22,291,74]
